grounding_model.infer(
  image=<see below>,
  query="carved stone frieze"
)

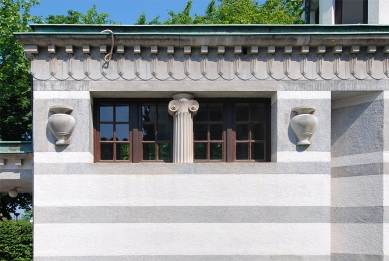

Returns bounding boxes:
[28,45,389,81]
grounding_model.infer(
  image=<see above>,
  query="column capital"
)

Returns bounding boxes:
[168,93,199,116]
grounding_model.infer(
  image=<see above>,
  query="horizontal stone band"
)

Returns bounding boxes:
[34,255,331,261]
[34,206,330,224]
[34,162,330,175]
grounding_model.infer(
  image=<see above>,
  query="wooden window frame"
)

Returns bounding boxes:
[94,98,172,163]
[194,98,271,163]
[94,98,271,163]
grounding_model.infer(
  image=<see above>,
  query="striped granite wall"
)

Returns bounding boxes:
[331,91,386,261]
[32,86,332,260]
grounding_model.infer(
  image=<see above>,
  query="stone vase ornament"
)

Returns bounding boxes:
[290,106,318,146]
[48,106,76,145]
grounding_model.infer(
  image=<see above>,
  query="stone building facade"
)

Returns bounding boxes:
[6,24,389,260]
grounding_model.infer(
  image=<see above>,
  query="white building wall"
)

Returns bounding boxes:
[21,32,389,260]
[319,0,335,24]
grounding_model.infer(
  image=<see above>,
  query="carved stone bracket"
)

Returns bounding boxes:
[48,106,76,146]
[168,93,199,163]
[290,107,317,146]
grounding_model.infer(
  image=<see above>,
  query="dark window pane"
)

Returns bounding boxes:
[236,124,249,140]
[158,124,172,141]
[143,143,156,160]
[209,105,223,121]
[158,105,170,122]
[116,106,129,122]
[252,124,265,140]
[210,143,223,160]
[251,103,265,121]
[142,124,155,141]
[194,143,207,159]
[100,106,113,122]
[116,143,130,160]
[210,124,223,140]
[194,124,207,140]
[101,143,113,160]
[100,124,113,141]
[195,104,207,122]
[236,143,249,160]
[116,124,129,141]
[158,143,171,161]
[142,105,156,122]
[252,143,265,160]
[236,105,249,121]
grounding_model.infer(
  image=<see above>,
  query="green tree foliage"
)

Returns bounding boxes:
[44,4,119,24]
[0,0,39,141]
[0,220,33,261]
[136,0,304,25]
[0,1,118,141]
[0,193,32,220]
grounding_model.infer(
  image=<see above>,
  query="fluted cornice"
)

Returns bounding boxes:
[25,44,389,82]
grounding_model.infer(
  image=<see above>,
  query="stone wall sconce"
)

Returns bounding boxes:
[48,106,76,145]
[290,107,318,146]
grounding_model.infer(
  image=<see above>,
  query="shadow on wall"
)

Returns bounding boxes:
[331,92,383,157]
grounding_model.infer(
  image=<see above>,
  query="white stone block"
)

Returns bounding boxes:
[65,45,73,54]
[48,44,55,54]
[167,46,174,54]
[218,46,225,54]
[34,223,330,256]
[0,159,5,166]
[301,46,309,54]
[116,45,124,54]
[332,224,383,254]
[234,46,242,54]
[267,46,275,54]
[100,45,107,53]
[201,46,208,54]
[15,159,22,166]
[333,45,342,54]
[82,45,90,54]
[251,46,258,54]
[367,45,377,53]
[24,45,38,54]
[317,46,326,54]
[34,174,330,207]
[151,45,158,54]
[184,46,191,54]
[284,46,292,54]
[134,45,141,54]
[351,45,360,53]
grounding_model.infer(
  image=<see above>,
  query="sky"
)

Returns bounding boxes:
[30,0,267,24]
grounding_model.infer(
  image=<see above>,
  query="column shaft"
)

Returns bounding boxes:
[169,93,199,163]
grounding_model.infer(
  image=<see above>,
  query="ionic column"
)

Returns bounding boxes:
[168,93,199,163]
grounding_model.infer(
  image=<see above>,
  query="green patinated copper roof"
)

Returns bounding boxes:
[13,24,389,35]
[0,141,33,154]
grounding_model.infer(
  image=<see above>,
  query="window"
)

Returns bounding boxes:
[194,103,224,161]
[98,102,132,161]
[141,103,172,161]
[335,0,367,24]
[94,98,270,163]
[193,99,271,162]
[94,99,172,162]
